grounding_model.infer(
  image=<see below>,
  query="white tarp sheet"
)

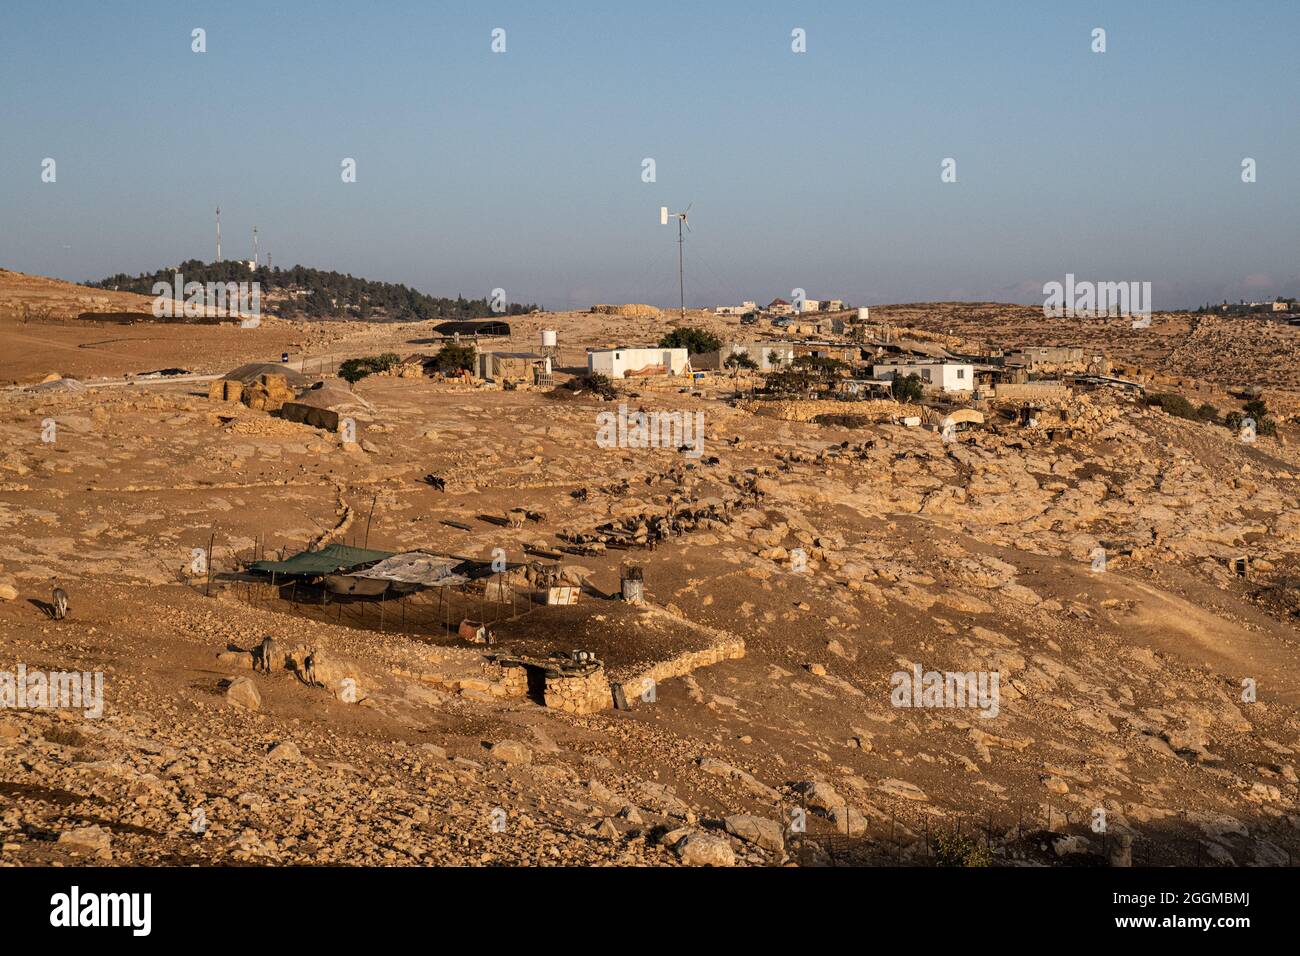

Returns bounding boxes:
[345,552,469,587]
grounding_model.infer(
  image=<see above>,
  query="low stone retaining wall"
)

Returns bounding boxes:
[739,398,919,423]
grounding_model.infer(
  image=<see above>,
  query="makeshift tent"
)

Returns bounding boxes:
[221,362,310,388]
[324,552,471,596]
[249,543,394,579]
[433,320,511,337]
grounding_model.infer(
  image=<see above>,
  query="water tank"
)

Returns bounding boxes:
[541,329,558,348]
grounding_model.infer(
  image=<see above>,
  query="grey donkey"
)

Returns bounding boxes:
[51,582,69,621]
[255,636,278,674]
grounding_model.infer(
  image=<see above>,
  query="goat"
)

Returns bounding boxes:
[422,475,446,492]
[571,487,588,502]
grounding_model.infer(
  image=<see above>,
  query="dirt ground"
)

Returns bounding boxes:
[2,268,1300,867]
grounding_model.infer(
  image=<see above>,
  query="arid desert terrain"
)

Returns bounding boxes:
[2,268,1299,867]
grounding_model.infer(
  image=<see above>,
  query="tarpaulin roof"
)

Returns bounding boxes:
[345,552,470,588]
[250,543,394,577]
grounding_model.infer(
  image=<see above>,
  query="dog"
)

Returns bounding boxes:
[301,651,321,687]
[51,583,69,621]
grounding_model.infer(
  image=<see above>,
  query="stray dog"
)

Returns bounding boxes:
[302,652,320,687]
[256,636,278,674]
[51,583,69,621]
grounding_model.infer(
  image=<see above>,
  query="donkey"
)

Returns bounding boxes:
[51,583,69,621]
[255,636,278,674]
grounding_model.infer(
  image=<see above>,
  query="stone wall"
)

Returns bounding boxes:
[543,664,610,714]
[739,398,920,423]
[619,639,746,700]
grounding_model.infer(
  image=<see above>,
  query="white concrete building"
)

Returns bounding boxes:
[873,361,974,394]
[588,347,690,379]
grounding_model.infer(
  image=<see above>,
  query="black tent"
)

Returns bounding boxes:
[433,320,510,337]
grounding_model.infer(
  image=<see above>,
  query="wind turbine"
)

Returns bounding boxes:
[660,203,692,320]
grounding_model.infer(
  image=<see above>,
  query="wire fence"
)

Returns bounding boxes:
[782,799,1300,868]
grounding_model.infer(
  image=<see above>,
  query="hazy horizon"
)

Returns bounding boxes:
[2,0,1297,312]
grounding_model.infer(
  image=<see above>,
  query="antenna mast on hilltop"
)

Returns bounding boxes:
[661,203,692,321]
[215,207,222,263]
[253,226,259,267]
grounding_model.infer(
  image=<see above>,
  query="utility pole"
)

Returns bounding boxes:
[215,207,222,263]
[253,225,259,267]
[661,204,691,321]
[677,213,685,321]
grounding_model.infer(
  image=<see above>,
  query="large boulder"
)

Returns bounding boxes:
[723,814,785,853]
[489,739,532,765]
[225,677,262,711]
[674,831,735,867]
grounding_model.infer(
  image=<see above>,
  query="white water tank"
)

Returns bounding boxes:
[541,330,558,348]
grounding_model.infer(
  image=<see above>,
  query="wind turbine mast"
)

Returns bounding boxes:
[660,203,692,321]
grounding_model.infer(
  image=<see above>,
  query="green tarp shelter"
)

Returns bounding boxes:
[249,543,394,579]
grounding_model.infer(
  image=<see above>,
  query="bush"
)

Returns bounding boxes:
[430,343,475,374]
[725,352,758,370]
[564,373,616,400]
[933,832,993,867]
[1148,392,1197,420]
[762,368,816,395]
[890,373,924,403]
[338,352,401,384]
[1195,403,1219,422]
[659,327,721,355]
[793,355,846,377]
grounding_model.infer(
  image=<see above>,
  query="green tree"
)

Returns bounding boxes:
[890,372,924,403]
[658,327,722,355]
[430,343,476,373]
[725,352,758,370]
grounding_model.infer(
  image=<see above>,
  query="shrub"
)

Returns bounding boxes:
[339,352,401,384]
[430,343,475,374]
[564,373,616,400]
[659,327,721,355]
[793,355,846,376]
[933,832,993,867]
[762,368,816,395]
[1148,392,1197,420]
[725,352,758,370]
[1195,403,1219,422]
[890,373,924,403]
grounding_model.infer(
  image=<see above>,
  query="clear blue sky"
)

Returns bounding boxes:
[1,0,1296,311]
